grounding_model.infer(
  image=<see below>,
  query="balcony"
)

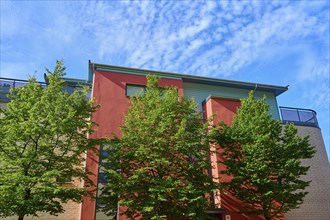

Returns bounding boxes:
[279,106,319,128]
[0,78,47,102]
[0,77,90,102]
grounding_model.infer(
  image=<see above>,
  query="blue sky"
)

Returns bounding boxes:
[1,1,329,159]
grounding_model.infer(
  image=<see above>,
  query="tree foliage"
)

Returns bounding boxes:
[211,91,315,220]
[100,75,216,220]
[0,61,98,220]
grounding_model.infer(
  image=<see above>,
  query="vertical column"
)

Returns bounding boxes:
[203,98,222,208]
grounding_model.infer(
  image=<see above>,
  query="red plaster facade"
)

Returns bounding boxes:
[81,70,184,220]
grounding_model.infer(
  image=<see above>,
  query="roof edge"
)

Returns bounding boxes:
[90,62,288,96]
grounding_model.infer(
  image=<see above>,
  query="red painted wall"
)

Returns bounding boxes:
[81,70,184,220]
[209,98,240,126]
[204,97,266,220]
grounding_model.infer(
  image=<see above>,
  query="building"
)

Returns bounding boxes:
[0,61,329,220]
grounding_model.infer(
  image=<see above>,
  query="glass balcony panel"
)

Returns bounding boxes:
[0,80,12,101]
[298,110,316,123]
[280,108,299,121]
[280,106,318,127]
[14,81,27,88]
[0,80,13,92]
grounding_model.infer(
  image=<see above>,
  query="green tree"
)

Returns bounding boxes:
[0,61,98,220]
[100,75,216,220]
[211,92,315,220]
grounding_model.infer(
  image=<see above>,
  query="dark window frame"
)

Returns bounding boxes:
[125,84,146,97]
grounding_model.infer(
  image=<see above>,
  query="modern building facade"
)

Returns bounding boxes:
[0,61,329,220]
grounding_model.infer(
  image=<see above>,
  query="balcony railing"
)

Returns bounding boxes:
[0,78,46,102]
[0,77,90,102]
[279,106,319,128]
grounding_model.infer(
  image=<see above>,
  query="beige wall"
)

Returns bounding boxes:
[285,126,330,220]
[1,200,81,220]
[0,102,6,108]
[0,102,7,117]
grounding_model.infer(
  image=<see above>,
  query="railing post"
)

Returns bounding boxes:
[296,108,301,122]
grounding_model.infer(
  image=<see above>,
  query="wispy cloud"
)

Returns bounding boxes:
[2,1,328,75]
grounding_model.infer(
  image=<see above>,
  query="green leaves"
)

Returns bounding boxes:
[101,75,215,219]
[0,60,98,219]
[211,91,315,220]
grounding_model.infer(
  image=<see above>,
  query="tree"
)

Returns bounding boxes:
[0,61,98,220]
[100,75,216,220]
[211,91,315,220]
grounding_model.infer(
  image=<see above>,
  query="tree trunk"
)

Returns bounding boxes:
[264,214,271,220]
[18,215,24,220]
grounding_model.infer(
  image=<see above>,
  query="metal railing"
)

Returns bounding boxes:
[0,78,47,102]
[279,106,319,128]
[0,77,90,102]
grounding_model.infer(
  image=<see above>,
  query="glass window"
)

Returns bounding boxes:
[126,84,146,97]
[98,173,107,183]
[96,145,118,220]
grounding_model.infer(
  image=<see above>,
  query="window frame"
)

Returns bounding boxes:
[125,84,146,97]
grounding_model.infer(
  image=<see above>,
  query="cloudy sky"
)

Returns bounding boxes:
[1,0,329,159]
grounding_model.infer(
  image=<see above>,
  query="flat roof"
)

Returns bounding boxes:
[89,61,288,96]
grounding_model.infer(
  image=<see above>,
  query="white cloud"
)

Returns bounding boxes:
[2,1,328,76]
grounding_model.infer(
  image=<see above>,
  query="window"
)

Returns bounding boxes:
[98,173,107,183]
[126,84,146,97]
[96,145,118,220]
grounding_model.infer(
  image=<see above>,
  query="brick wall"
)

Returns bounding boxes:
[285,125,330,220]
